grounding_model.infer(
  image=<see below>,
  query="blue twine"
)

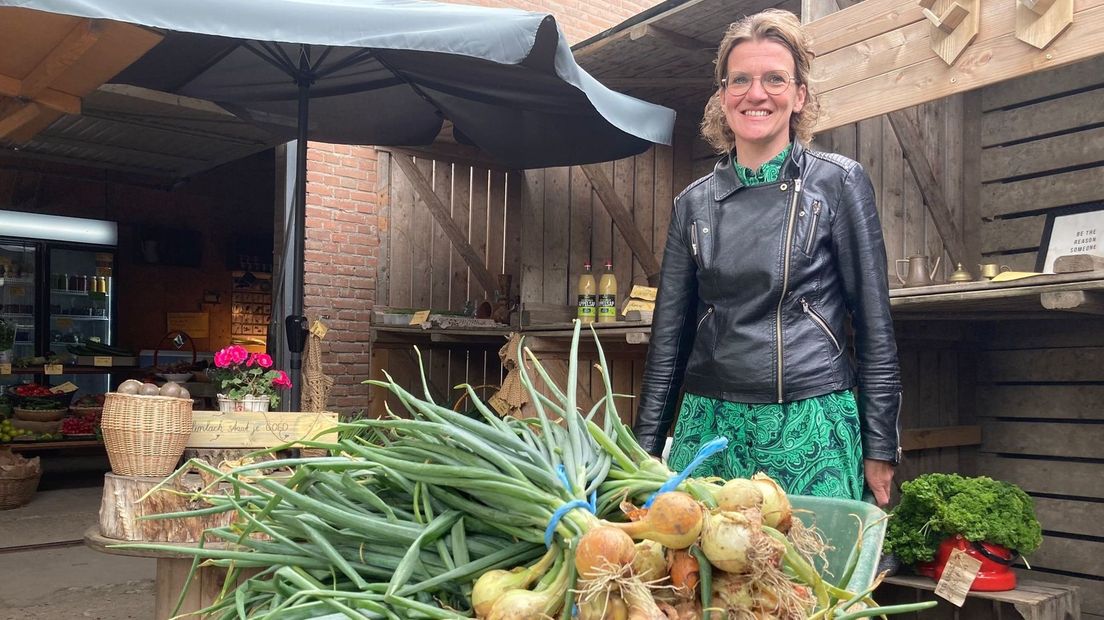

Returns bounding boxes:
[544,465,598,547]
[643,436,728,508]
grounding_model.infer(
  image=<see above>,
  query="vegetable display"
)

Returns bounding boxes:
[124,323,935,619]
[885,473,1042,566]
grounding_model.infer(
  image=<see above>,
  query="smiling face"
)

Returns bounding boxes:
[721,39,807,165]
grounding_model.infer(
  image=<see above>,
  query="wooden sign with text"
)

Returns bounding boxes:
[187,411,340,448]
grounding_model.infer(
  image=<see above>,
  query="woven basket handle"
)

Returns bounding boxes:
[152,330,198,369]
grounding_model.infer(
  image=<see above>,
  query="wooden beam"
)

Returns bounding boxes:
[628,24,716,65]
[809,0,1104,131]
[0,74,80,115]
[1040,290,1104,314]
[579,164,662,284]
[901,424,981,451]
[390,153,501,296]
[886,110,966,264]
[573,0,717,58]
[20,20,103,99]
[0,102,42,140]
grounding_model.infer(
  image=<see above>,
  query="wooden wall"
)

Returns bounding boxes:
[966,55,1104,616]
[371,151,519,414]
[816,96,969,280]
[973,320,1104,617]
[978,55,1104,271]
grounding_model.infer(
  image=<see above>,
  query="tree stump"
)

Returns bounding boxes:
[99,472,232,542]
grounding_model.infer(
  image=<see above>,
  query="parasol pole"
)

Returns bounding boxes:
[287,45,312,411]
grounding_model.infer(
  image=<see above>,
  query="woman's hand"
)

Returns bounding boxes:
[864,458,895,506]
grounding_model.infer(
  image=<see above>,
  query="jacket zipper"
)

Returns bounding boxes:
[800,297,841,352]
[690,220,700,266]
[803,200,821,255]
[776,177,802,402]
[696,305,713,331]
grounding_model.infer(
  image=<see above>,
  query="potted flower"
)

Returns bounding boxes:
[885,473,1042,591]
[211,345,292,412]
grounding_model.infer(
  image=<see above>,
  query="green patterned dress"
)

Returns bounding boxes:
[666,144,866,501]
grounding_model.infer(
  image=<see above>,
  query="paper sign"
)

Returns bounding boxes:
[93,356,113,367]
[310,320,329,339]
[51,381,79,393]
[409,310,430,325]
[934,548,982,607]
[628,285,658,301]
[44,364,64,375]
[0,363,11,375]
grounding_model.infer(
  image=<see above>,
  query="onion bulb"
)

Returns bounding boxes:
[715,478,763,512]
[487,551,571,620]
[630,540,666,581]
[473,545,558,616]
[701,511,757,573]
[751,474,792,533]
[576,526,637,579]
[609,491,703,549]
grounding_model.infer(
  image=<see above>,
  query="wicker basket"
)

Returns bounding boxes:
[0,467,41,510]
[101,392,193,477]
[13,407,67,422]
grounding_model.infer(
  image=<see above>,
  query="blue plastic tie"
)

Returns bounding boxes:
[643,436,728,508]
[544,465,598,547]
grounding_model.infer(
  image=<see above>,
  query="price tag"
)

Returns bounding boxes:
[310,320,329,339]
[93,356,113,367]
[409,310,430,325]
[44,364,65,376]
[934,547,983,607]
[51,381,79,393]
[0,363,10,375]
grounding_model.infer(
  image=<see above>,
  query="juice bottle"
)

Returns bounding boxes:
[577,261,596,324]
[597,260,617,323]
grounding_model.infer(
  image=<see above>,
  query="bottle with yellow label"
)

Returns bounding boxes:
[577,261,596,324]
[597,260,618,323]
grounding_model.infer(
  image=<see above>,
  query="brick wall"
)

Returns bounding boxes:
[302,144,379,411]
[302,0,664,415]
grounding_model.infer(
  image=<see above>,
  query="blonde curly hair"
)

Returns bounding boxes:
[700,9,819,153]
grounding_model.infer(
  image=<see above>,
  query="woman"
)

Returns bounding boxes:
[633,10,901,506]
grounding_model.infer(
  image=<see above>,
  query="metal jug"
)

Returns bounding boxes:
[895,255,941,287]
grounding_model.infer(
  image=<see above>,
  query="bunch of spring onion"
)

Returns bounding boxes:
[118,320,933,619]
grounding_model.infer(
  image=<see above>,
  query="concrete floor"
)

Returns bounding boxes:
[0,456,156,619]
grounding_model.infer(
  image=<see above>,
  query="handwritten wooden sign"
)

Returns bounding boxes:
[187,411,340,448]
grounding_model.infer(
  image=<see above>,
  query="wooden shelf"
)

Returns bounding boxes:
[889,273,1104,318]
[7,439,102,451]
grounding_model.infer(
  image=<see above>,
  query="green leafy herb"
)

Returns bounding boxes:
[885,473,1042,565]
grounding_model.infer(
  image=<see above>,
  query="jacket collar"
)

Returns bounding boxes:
[713,140,806,202]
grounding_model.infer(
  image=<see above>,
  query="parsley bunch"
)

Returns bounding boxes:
[885,473,1043,565]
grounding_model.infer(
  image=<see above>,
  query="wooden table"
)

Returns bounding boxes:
[879,574,1081,620]
[85,527,249,620]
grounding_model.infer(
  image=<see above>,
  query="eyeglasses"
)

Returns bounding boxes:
[721,71,797,96]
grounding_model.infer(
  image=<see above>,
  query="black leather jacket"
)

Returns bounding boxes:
[633,142,902,463]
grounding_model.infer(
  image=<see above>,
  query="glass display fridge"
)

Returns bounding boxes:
[0,211,119,396]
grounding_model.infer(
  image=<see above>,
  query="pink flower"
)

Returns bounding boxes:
[214,349,232,368]
[272,370,292,389]
[227,345,249,364]
[253,353,273,369]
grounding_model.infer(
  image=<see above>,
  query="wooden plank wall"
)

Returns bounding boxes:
[978,54,1104,271]
[518,135,692,424]
[974,319,1104,617]
[818,97,967,281]
[370,151,517,416]
[972,63,1104,609]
